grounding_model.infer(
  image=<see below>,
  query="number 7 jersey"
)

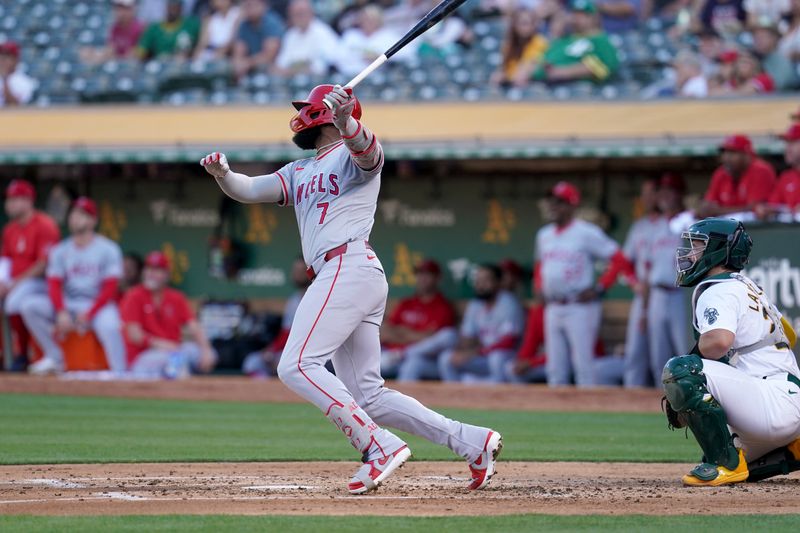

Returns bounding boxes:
[275,141,382,266]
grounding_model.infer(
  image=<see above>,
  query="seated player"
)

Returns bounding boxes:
[23,198,126,374]
[381,259,458,381]
[663,218,800,486]
[438,264,525,383]
[242,257,310,377]
[122,251,217,378]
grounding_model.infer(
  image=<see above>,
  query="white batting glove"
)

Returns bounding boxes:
[322,85,356,132]
[200,152,230,179]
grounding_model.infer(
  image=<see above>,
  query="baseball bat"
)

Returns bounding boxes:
[325,0,470,105]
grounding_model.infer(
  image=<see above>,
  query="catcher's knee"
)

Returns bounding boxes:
[662,354,707,412]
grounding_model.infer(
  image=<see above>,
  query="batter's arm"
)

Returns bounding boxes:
[323,86,383,173]
[201,152,287,204]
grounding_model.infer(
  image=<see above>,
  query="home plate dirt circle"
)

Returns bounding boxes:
[1,462,798,516]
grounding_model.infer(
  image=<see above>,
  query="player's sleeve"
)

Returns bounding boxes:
[585,224,619,260]
[45,244,65,279]
[120,290,143,325]
[750,160,777,203]
[695,285,740,336]
[460,301,479,339]
[216,162,294,206]
[341,121,384,180]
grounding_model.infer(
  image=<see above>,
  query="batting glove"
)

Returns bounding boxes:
[322,85,356,132]
[200,152,230,179]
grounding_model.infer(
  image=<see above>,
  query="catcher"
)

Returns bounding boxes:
[663,217,800,486]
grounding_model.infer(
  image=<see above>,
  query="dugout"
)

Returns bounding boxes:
[0,97,797,366]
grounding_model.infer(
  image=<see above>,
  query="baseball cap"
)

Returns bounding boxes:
[779,123,800,142]
[718,49,739,64]
[72,196,98,217]
[549,181,581,206]
[499,258,524,278]
[657,172,686,193]
[719,134,753,154]
[414,259,441,276]
[0,41,20,58]
[6,179,35,199]
[145,251,170,270]
[570,0,597,13]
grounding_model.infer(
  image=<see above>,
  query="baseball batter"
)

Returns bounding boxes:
[621,179,659,388]
[663,218,800,486]
[202,84,502,494]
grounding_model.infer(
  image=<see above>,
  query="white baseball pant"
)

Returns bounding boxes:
[545,301,602,387]
[276,242,489,462]
[4,278,47,314]
[647,288,688,385]
[703,360,800,460]
[623,294,651,387]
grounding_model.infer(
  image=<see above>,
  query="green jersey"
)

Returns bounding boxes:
[534,32,618,82]
[138,17,200,59]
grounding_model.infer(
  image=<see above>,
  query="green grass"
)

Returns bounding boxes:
[1,515,798,532]
[0,393,697,464]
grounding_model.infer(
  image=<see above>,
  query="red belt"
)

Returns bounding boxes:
[306,241,373,280]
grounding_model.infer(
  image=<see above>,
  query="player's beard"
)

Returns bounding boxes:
[292,126,322,150]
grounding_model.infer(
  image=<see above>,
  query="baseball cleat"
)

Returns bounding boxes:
[348,445,411,495]
[682,448,749,487]
[28,357,63,376]
[467,430,503,490]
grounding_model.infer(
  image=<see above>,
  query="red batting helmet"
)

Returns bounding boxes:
[289,84,362,134]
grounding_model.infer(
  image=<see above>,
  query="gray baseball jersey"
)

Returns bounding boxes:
[535,219,619,299]
[275,142,381,265]
[47,235,123,304]
[460,291,525,349]
[622,215,659,281]
[646,215,683,287]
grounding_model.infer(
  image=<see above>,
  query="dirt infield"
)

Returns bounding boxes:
[3,375,799,517]
[0,374,664,412]
[0,462,798,516]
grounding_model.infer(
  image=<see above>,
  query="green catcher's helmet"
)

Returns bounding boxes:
[676,218,753,287]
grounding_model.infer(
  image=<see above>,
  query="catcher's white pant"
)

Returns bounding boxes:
[545,301,602,387]
[276,241,489,462]
[703,360,800,460]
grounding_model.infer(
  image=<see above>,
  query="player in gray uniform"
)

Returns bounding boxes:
[535,181,632,387]
[23,197,126,374]
[645,174,689,385]
[621,179,659,388]
[202,84,502,494]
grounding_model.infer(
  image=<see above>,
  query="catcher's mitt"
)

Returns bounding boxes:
[661,396,688,430]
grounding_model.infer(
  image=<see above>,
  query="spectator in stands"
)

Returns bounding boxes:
[122,251,217,378]
[696,27,723,78]
[490,8,549,88]
[137,0,201,60]
[119,252,144,300]
[744,0,790,25]
[697,0,746,37]
[194,0,242,62]
[672,49,709,97]
[232,0,284,78]
[438,264,525,383]
[779,0,800,61]
[708,48,738,92]
[595,0,642,33]
[732,47,776,93]
[332,0,371,34]
[242,257,309,377]
[751,19,799,90]
[273,0,340,76]
[338,6,399,77]
[415,11,473,59]
[23,198,127,375]
[81,0,145,65]
[532,0,619,84]
[756,123,800,217]
[384,0,435,35]
[0,42,36,108]
[0,180,60,370]
[697,134,776,217]
[382,259,458,381]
